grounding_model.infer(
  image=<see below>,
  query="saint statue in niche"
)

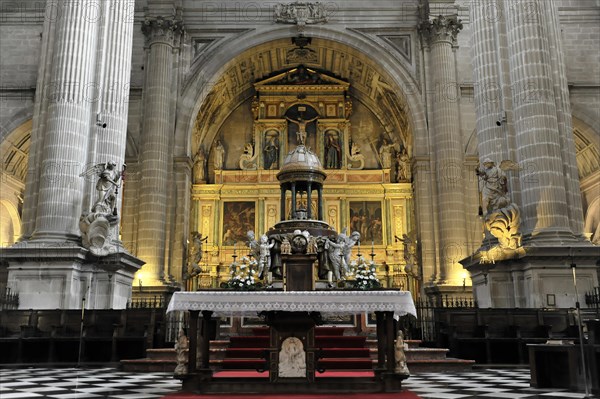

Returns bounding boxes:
[325,130,341,169]
[263,130,280,170]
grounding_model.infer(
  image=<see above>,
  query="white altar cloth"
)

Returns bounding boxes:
[166,290,417,318]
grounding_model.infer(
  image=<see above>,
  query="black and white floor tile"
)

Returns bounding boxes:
[402,369,595,399]
[0,367,595,399]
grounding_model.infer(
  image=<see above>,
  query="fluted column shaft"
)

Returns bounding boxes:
[31,0,99,241]
[136,17,182,285]
[542,2,584,235]
[83,0,135,214]
[21,0,59,238]
[471,2,509,162]
[504,0,572,238]
[421,16,468,284]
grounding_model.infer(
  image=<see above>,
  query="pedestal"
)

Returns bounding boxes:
[265,311,318,382]
[282,254,317,291]
[1,243,143,309]
[461,246,599,308]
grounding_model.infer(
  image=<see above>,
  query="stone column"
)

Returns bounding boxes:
[470,1,509,162]
[280,188,286,220]
[20,0,58,239]
[413,158,438,284]
[504,0,574,241]
[85,0,135,212]
[420,16,468,285]
[31,0,100,241]
[541,2,584,236]
[136,17,183,286]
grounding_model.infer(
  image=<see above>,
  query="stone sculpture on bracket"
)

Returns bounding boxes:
[239,142,258,170]
[395,149,411,182]
[193,148,207,183]
[79,162,124,256]
[476,158,522,251]
[347,141,365,170]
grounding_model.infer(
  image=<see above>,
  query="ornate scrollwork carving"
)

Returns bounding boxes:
[274,2,328,32]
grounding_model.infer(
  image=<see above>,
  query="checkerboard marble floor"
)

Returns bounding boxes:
[0,367,594,399]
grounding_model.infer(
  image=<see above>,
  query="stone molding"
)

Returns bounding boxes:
[419,15,463,46]
[142,16,184,47]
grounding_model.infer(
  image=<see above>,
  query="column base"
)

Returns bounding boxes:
[461,244,600,308]
[1,241,143,309]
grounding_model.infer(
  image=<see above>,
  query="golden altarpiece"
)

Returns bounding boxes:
[188,66,417,295]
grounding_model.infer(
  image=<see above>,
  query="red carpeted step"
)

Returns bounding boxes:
[317,357,374,369]
[220,358,268,370]
[251,327,269,335]
[315,327,346,336]
[225,348,267,358]
[229,336,269,348]
[318,348,370,358]
[315,335,367,347]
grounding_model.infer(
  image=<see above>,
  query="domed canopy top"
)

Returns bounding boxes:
[277,145,326,184]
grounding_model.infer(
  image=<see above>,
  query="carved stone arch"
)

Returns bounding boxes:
[176,27,427,163]
[0,119,32,184]
[584,197,600,244]
[0,199,21,245]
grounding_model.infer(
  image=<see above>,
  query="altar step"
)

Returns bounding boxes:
[121,327,474,373]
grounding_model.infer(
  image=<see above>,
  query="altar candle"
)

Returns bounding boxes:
[371,240,374,253]
[233,241,237,255]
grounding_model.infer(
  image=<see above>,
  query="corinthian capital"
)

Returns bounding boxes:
[142,16,184,47]
[419,15,463,46]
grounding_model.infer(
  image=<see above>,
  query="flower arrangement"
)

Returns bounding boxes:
[351,256,382,290]
[222,256,262,290]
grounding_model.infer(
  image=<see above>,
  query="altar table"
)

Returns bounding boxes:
[166,290,417,317]
[166,290,416,390]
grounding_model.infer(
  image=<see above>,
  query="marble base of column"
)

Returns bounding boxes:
[461,246,599,308]
[2,244,143,309]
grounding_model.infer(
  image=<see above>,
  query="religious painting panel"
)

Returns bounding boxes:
[263,129,280,170]
[349,201,383,244]
[324,129,342,169]
[222,201,256,246]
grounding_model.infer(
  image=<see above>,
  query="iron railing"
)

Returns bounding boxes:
[0,287,19,310]
[400,296,477,344]
[126,295,166,309]
[585,287,600,317]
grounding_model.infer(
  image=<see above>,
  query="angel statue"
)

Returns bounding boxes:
[78,161,124,256]
[476,158,522,250]
[80,161,124,215]
[188,232,208,274]
[475,158,518,215]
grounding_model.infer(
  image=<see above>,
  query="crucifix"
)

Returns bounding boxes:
[285,106,319,145]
